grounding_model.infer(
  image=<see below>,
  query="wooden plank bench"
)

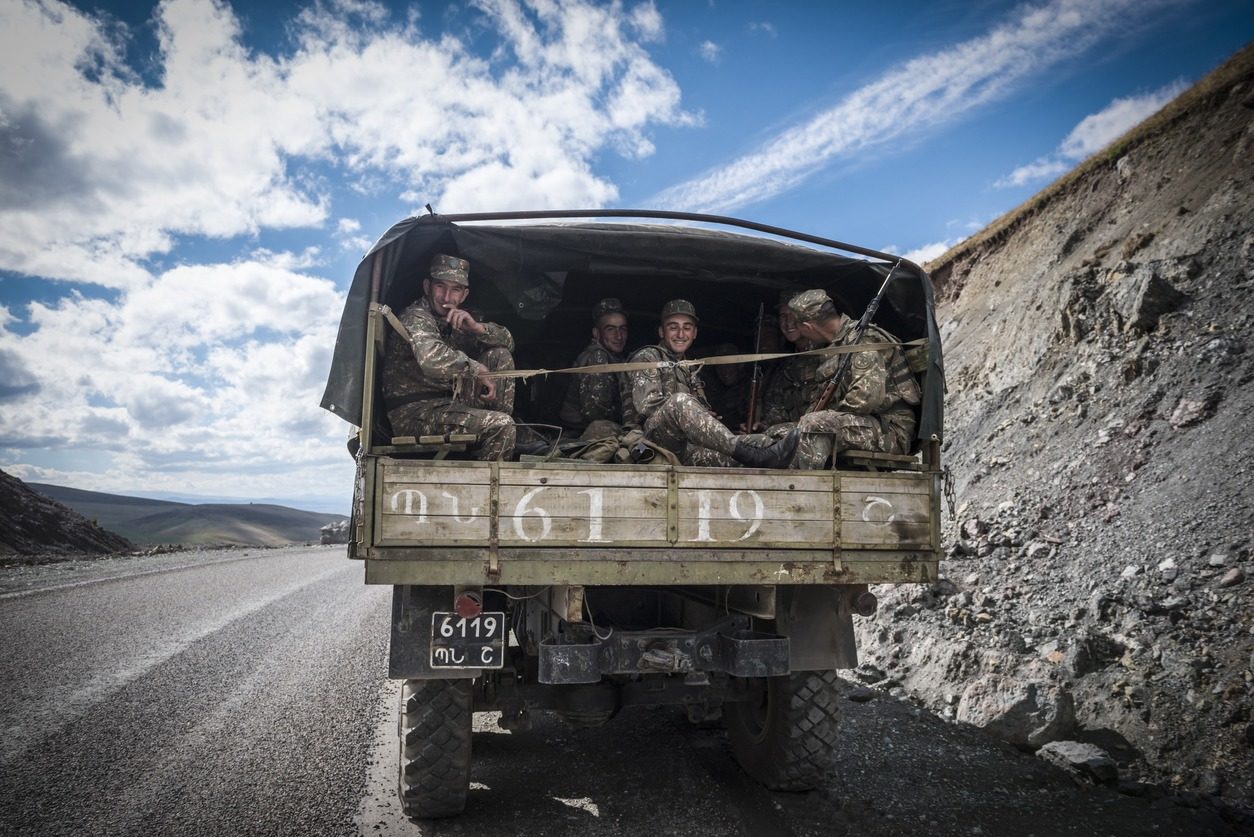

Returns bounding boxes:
[836,449,922,472]
[374,433,479,458]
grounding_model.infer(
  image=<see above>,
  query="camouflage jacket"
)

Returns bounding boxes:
[382,298,514,407]
[558,341,625,428]
[762,350,823,427]
[817,321,920,419]
[629,344,710,420]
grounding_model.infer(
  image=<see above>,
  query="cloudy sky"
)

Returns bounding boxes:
[1,0,1250,513]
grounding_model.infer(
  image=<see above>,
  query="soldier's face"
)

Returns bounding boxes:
[593,313,628,353]
[778,310,801,344]
[659,315,697,356]
[425,279,469,317]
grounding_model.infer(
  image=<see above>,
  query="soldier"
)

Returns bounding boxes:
[760,290,822,432]
[629,299,797,468]
[382,253,517,460]
[786,289,920,469]
[559,297,630,434]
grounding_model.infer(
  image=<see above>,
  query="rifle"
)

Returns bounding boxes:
[744,302,766,431]
[806,259,902,414]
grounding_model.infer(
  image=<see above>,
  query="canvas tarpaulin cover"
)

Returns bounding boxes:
[320,214,944,442]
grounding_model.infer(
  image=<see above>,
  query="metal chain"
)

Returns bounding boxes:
[942,465,958,521]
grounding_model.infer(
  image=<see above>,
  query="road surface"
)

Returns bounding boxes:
[0,547,1243,835]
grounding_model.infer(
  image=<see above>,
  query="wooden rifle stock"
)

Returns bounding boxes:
[806,260,903,414]
[744,302,765,430]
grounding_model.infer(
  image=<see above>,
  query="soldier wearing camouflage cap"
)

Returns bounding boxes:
[559,297,631,434]
[382,253,517,460]
[785,289,920,469]
[628,299,797,468]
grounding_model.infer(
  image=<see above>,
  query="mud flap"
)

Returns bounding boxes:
[774,586,858,672]
[390,585,478,680]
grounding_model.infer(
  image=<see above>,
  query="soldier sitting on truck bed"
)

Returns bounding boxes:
[558,297,631,437]
[758,289,822,435]
[786,289,920,470]
[382,254,517,461]
[628,299,798,469]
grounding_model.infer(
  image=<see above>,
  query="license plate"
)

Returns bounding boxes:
[430,612,506,669]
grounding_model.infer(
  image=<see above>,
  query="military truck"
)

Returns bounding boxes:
[320,209,944,818]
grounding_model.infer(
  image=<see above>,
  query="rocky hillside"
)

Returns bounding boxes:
[0,469,133,558]
[856,45,1254,810]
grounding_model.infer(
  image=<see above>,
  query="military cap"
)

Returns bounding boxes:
[591,297,626,322]
[777,288,802,309]
[787,289,835,322]
[429,253,469,286]
[659,298,699,323]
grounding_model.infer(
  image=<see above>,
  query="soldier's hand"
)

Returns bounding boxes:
[447,308,486,336]
[475,363,497,400]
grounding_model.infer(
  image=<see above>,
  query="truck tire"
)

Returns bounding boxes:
[726,670,840,791]
[398,678,472,818]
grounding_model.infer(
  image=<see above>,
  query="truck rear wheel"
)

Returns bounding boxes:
[398,678,472,818]
[726,670,841,791]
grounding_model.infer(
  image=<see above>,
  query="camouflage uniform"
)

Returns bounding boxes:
[761,350,822,433]
[787,291,920,469]
[383,256,517,461]
[558,340,626,430]
[630,343,738,467]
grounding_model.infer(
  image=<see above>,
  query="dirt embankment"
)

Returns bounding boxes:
[856,44,1254,809]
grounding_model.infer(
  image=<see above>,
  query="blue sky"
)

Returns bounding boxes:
[0,0,1250,514]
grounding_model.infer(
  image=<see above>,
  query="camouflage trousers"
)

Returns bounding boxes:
[791,409,915,470]
[643,393,738,467]
[388,348,517,461]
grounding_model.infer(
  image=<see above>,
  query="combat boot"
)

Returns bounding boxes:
[732,428,799,469]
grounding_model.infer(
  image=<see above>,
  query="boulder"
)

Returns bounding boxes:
[320,519,350,545]
[1111,263,1185,332]
[956,674,1075,750]
[1037,741,1119,785]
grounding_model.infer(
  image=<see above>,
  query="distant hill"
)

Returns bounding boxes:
[30,483,347,547]
[0,470,134,556]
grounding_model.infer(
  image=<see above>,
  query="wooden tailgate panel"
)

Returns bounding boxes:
[375,459,933,552]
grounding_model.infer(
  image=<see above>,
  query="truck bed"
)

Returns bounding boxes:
[358,457,940,587]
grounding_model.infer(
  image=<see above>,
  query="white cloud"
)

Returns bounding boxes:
[653,0,1185,213]
[747,21,776,37]
[901,239,960,266]
[0,259,351,503]
[996,79,1187,188]
[0,0,694,287]
[698,40,722,64]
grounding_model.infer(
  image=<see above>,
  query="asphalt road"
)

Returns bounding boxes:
[0,546,1244,836]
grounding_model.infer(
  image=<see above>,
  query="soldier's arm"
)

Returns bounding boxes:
[476,322,515,352]
[835,342,891,415]
[405,310,479,382]
[579,374,617,421]
[631,348,666,418]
